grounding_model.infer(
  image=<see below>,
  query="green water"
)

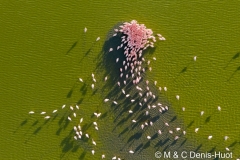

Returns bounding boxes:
[1,1,240,159]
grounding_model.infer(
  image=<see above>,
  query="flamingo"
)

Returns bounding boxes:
[96,37,100,41]
[44,116,50,119]
[195,128,199,133]
[129,150,134,154]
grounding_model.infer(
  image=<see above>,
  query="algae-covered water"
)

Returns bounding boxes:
[1,1,240,160]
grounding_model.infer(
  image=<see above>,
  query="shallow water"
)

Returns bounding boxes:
[1,1,240,159]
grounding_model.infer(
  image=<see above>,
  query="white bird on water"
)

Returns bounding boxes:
[218,106,221,111]
[92,139,96,145]
[102,154,105,159]
[62,104,66,109]
[52,110,57,113]
[68,116,72,121]
[132,120,136,123]
[76,105,79,109]
[195,128,199,133]
[145,111,149,115]
[158,130,162,134]
[96,37,100,41]
[44,116,50,119]
[129,110,133,114]
[226,147,230,151]
[165,106,168,110]
[29,111,34,114]
[208,135,212,140]
[70,106,74,110]
[176,95,180,100]
[129,150,134,154]
[74,126,77,131]
[40,112,46,115]
[94,112,101,118]
[80,118,83,123]
[224,136,229,141]
[113,101,118,105]
[200,111,204,116]
[93,122,97,126]
[150,121,153,126]
[176,128,181,131]
[193,56,197,61]
[109,48,113,52]
[92,150,95,155]
[95,126,99,130]
[164,87,167,91]
[79,78,83,82]
[91,84,94,89]
[182,107,185,111]
[104,76,108,81]
[84,27,87,33]
[104,99,109,102]
[154,81,157,85]
[147,136,151,139]
[85,133,89,138]
[77,125,81,131]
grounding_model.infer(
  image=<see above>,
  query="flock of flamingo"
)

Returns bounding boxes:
[28,20,237,159]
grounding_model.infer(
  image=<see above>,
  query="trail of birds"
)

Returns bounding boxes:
[27,20,237,159]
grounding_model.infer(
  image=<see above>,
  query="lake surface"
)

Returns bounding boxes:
[1,1,240,159]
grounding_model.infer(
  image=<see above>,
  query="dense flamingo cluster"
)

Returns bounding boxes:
[120,20,155,52]
[111,20,165,85]
[114,20,160,62]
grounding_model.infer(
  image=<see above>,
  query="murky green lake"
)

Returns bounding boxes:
[1,1,240,159]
